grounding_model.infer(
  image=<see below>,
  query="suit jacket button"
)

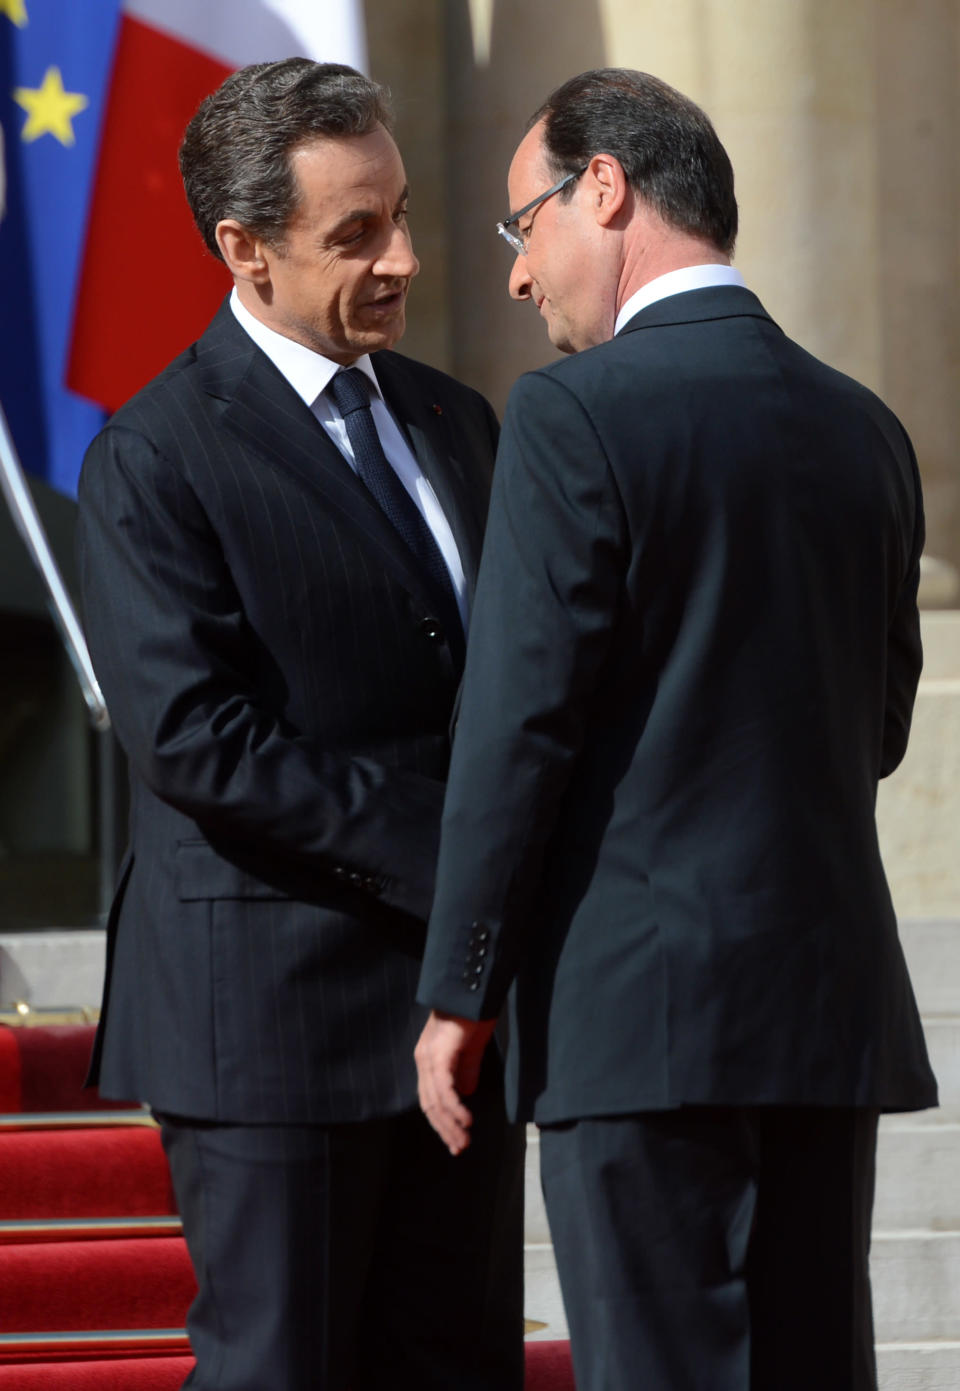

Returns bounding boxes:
[363,875,381,894]
[419,617,443,642]
[467,981,480,992]
[348,871,362,887]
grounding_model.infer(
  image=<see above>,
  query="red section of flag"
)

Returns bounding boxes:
[67,17,232,413]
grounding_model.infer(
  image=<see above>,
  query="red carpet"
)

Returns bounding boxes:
[0,1023,576,1386]
[0,1237,196,1331]
[0,1356,195,1387]
[0,1025,135,1114]
[0,1126,175,1220]
[0,1345,575,1387]
[526,1340,576,1389]
[0,1030,19,1113]
[0,1346,575,1387]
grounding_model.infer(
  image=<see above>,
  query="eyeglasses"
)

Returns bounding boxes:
[496,167,587,255]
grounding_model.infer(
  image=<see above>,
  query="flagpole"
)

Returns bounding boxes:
[0,401,110,732]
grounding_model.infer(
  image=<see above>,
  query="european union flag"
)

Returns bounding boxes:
[1,1,121,495]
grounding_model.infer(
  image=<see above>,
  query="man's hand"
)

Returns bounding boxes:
[415,1011,497,1155]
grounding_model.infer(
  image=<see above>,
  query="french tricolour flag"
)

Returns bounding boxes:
[68,0,366,415]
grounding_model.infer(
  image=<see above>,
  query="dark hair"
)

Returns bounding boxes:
[530,68,737,255]
[179,58,393,260]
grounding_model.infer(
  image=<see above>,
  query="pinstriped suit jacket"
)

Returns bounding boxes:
[77,298,498,1123]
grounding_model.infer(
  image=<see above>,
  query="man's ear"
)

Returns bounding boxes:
[216,219,272,283]
[587,152,628,228]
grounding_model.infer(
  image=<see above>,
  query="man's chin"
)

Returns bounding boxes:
[546,324,578,356]
[546,316,604,356]
[351,315,406,356]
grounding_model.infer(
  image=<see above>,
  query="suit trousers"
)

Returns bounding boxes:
[539,1105,879,1391]
[159,1056,525,1391]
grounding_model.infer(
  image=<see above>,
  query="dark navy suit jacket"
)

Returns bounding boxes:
[79,299,497,1123]
[419,286,938,1124]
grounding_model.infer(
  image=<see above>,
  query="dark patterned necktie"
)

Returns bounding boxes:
[328,367,463,656]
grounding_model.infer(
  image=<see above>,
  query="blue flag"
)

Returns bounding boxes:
[1,1,121,496]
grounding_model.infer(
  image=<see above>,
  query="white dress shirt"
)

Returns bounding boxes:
[230,289,468,630]
[614,264,746,337]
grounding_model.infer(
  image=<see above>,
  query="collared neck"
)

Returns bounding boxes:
[614,265,746,336]
[229,288,381,406]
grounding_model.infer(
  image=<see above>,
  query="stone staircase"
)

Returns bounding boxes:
[872,920,960,1387]
[873,612,960,1387]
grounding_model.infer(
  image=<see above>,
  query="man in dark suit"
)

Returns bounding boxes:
[415,68,937,1391]
[77,59,523,1391]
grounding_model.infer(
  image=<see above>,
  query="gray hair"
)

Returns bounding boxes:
[179,58,393,259]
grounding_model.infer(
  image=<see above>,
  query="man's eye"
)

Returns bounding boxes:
[394,206,409,223]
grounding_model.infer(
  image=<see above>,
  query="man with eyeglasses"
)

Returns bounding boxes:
[415,67,935,1391]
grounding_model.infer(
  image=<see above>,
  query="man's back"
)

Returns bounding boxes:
[438,285,934,1122]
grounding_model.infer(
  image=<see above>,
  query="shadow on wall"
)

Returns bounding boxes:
[445,0,608,415]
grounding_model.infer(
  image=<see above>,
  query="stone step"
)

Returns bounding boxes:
[877,1342,960,1391]
[875,1116,960,1229]
[1,917,955,1019]
[525,1239,960,1372]
[917,611,960,680]
[877,677,960,918]
[527,1112,960,1245]
[526,1105,960,1248]
[898,918,960,1017]
[872,1231,960,1342]
[923,1019,960,1105]
[0,929,105,1010]
[523,1243,567,1342]
[527,1127,960,1236]
[523,1128,549,1245]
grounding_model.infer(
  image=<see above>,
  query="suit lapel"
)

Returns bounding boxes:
[194,303,445,615]
[373,351,487,596]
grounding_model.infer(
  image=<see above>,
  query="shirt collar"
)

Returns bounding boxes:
[614,264,746,336]
[229,288,381,406]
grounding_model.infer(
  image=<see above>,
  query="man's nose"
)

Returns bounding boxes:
[378,222,419,280]
[508,253,533,302]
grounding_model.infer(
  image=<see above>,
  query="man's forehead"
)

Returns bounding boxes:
[290,129,406,204]
[508,123,550,203]
[292,127,401,177]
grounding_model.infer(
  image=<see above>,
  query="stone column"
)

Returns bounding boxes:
[443,0,608,410]
[874,0,960,600]
[364,0,452,371]
[601,0,885,386]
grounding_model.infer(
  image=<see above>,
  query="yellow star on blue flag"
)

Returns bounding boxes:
[14,65,88,146]
[1,0,122,493]
[0,0,28,30]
